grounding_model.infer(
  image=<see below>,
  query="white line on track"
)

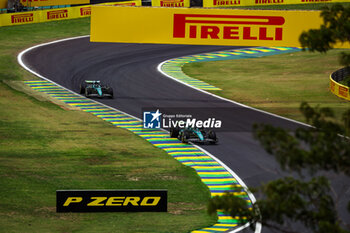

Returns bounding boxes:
[18,35,310,233]
[18,36,144,121]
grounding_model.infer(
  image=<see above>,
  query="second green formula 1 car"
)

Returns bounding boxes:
[170,127,218,144]
[80,80,114,98]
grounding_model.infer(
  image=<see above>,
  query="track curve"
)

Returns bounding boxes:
[22,37,297,187]
[21,36,350,232]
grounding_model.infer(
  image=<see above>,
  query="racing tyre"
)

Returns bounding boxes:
[170,127,179,138]
[80,83,87,94]
[208,130,218,144]
[85,88,91,98]
[107,87,114,99]
[181,130,190,143]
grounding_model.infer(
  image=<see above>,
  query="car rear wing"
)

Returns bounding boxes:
[84,80,101,84]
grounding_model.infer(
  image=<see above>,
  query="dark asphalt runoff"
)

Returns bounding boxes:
[22,37,350,232]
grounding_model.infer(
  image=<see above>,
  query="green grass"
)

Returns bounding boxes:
[1,4,349,231]
[0,18,91,82]
[0,18,216,232]
[191,1,350,122]
[183,49,350,122]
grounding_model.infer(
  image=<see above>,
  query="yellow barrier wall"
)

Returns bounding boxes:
[0,5,89,26]
[152,0,190,7]
[203,0,347,8]
[98,0,141,6]
[90,6,350,48]
[0,1,140,27]
[20,0,89,7]
[3,0,140,8]
[0,0,7,9]
[330,76,350,101]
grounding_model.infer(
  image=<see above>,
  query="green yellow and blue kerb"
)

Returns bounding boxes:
[161,46,301,91]
[24,80,246,232]
[24,47,301,233]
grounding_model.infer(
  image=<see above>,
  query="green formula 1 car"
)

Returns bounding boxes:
[170,127,218,144]
[80,80,114,98]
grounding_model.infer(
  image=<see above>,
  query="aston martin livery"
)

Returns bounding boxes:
[170,127,218,144]
[80,80,113,98]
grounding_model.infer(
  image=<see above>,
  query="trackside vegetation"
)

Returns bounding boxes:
[0,18,216,232]
[1,2,349,232]
[183,2,350,123]
[183,49,350,122]
[206,4,350,233]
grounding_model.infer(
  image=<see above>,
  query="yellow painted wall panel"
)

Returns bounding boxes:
[0,5,90,27]
[330,77,350,101]
[101,0,142,6]
[20,0,89,7]
[0,1,141,27]
[0,0,7,9]
[90,6,350,48]
[203,0,347,8]
[152,0,190,7]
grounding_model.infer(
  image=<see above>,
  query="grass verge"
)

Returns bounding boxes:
[0,18,216,232]
[183,49,350,122]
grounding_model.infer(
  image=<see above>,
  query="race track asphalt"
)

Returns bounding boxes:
[22,36,350,232]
